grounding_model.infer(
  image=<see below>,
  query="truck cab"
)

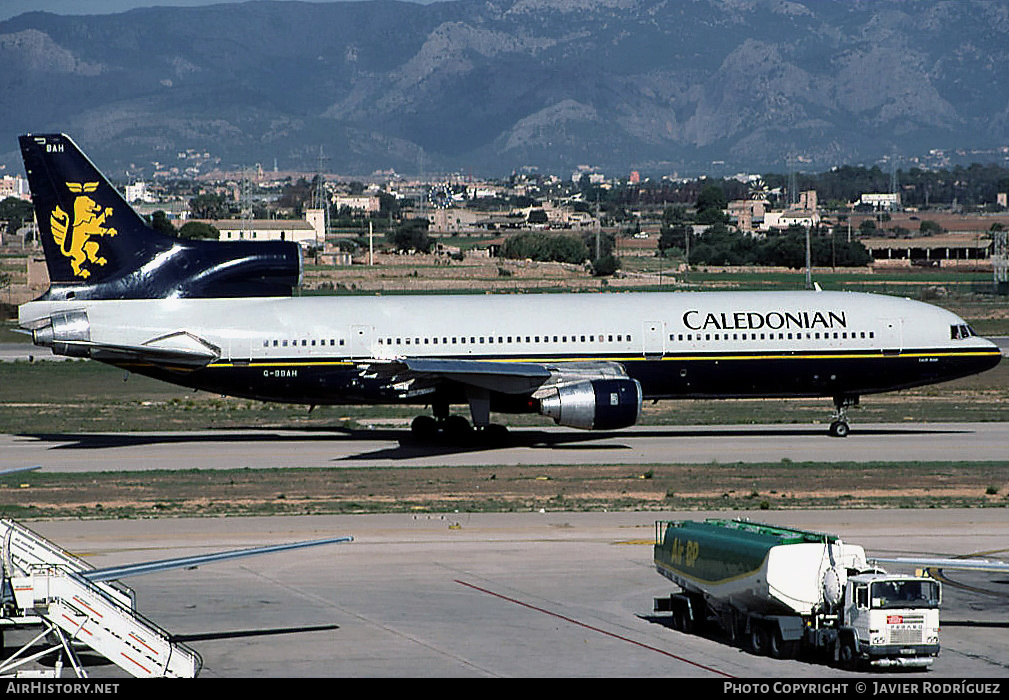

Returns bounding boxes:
[841,573,941,669]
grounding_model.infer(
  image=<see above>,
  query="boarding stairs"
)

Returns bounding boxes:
[0,519,201,678]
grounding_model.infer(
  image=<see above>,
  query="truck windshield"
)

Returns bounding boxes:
[870,580,940,609]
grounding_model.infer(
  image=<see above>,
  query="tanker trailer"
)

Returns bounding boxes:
[653,519,940,669]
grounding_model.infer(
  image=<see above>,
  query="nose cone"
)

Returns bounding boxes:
[975,335,1004,371]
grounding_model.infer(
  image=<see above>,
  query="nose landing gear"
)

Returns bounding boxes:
[828,395,858,438]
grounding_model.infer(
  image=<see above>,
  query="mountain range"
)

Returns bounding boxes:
[1,0,1007,178]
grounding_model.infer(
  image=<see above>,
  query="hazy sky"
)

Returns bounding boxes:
[1,0,436,23]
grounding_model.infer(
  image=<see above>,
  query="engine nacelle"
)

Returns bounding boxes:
[32,309,91,357]
[538,378,642,430]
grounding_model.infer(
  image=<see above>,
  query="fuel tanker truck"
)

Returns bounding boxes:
[653,519,941,669]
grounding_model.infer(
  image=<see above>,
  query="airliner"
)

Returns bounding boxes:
[16,134,1003,440]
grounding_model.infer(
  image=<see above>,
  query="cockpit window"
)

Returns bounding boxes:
[950,324,974,340]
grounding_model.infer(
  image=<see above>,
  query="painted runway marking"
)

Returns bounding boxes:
[455,579,734,677]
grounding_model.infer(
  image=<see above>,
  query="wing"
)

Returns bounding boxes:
[84,535,353,582]
[871,557,1009,573]
[361,356,631,398]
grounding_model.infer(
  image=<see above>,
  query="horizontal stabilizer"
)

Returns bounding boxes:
[84,535,353,582]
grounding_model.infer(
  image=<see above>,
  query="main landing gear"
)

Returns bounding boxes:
[409,396,509,444]
[828,395,858,438]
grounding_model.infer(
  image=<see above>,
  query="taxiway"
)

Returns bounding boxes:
[2,422,1007,472]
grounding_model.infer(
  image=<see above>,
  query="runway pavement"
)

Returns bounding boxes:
[6,510,1007,678]
[2,421,1007,472]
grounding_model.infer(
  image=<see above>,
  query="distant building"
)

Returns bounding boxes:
[206,218,320,248]
[728,199,767,232]
[429,208,484,233]
[0,175,30,200]
[862,234,992,268]
[334,194,380,214]
[860,193,901,210]
[124,181,155,203]
[759,209,821,231]
[998,192,1007,209]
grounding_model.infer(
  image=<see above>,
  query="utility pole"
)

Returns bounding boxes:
[805,225,812,290]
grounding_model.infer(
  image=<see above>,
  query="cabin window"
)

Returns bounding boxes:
[283,340,288,347]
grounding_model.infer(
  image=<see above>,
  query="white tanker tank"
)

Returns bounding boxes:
[654,519,941,669]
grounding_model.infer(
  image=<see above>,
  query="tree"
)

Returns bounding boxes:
[388,218,432,253]
[696,184,728,212]
[695,184,728,225]
[177,221,220,240]
[659,223,690,256]
[0,197,34,237]
[189,193,229,220]
[591,254,620,277]
[148,210,176,236]
[500,231,589,264]
[919,219,944,236]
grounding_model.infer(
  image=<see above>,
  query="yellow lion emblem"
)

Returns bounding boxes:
[49,181,118,279]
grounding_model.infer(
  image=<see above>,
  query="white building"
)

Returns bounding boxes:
[124,181,155,203]
[334,194,380,214]
[860,193,902,210]
[759,209,821,231]
[0,175,30,200]
[206,217,321,249]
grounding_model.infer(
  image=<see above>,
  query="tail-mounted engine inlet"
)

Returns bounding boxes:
[32,310,91,358]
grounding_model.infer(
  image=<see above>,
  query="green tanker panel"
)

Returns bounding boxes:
[654,519,838,585]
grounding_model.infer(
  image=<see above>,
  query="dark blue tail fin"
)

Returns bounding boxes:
[20,133,302,300]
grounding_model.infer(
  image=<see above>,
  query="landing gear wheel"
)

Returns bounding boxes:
[829,395,857,438]
[411,415,439,440]
[442,415,473,442]
[479,423,509,444]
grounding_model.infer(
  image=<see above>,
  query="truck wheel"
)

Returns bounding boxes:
[724,613,741,646]
[670,608,682,632]
[680,610,695,635]
[769,629,795,660]
[749,625,769,656]
[838,637,859,671]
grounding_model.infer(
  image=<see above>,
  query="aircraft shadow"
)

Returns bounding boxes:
[16,424,972,461]
[940,620,1009,629]
[170,623,339,643]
